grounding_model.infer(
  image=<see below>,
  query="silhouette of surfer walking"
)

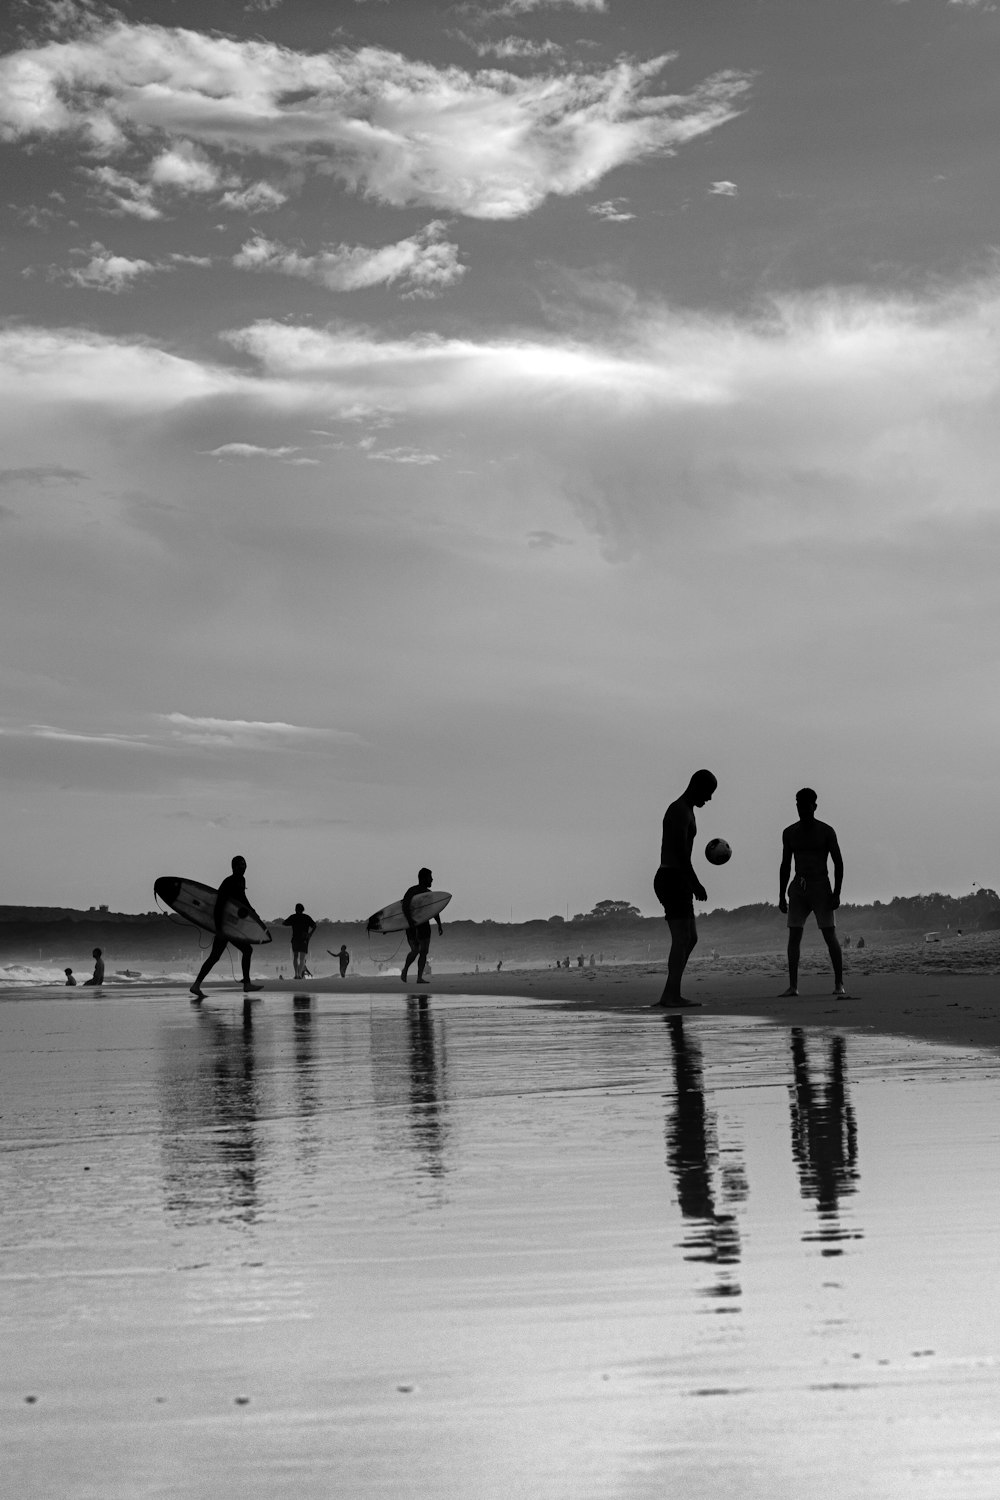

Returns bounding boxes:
[778,788,846,997]
[190,856,262,999]
[653,770,718,1008]
[401,867,443,986]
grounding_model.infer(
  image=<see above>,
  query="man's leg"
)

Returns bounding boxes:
[401,928,418,983]
[238,941,258,991]
[191,935,227,996]
[416,932,431,983]
[781,927,803,996]
[658,918,698,1004]
[821,926,844,991]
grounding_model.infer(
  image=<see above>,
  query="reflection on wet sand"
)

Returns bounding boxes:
[159,997,261,1226]
[664,1014,742,1303]
[370,995,451,1182]
[788,1027,861,1251]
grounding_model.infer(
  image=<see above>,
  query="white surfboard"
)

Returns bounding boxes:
[154,876,272,945]
[367,891,451,935]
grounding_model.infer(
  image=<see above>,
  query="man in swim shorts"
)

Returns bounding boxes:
[778,788,846,998]
[401,867,443,986]
[653,769,718,1008]
[282,902,317,980]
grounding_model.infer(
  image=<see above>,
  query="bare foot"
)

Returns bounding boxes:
[778,986,798,998]
[833,984,848,997]
[243,983,261,993]
[651,996,701,1009]
[189,985,205,999]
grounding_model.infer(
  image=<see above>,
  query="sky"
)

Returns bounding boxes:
[2,0,1000,921]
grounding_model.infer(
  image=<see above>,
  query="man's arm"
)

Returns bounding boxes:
[778,830,793,912]
[829,829,844,907]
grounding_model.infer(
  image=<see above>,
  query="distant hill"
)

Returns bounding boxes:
[0,890,997,969]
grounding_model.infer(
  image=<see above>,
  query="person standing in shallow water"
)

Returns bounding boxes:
[190,856,261,999]
[282,903,316,981]
[82,948,104,986]
[400,867,443,986]
[653,770,718,1009]
[778,788,846,998]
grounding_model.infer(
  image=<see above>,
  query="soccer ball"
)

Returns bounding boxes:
[705,838,732,866]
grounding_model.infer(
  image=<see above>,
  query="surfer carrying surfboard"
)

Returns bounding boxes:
[400,868,443,986]
[190,856,262,999]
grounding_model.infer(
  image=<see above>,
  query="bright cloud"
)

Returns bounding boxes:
[148,141,221,193]
[203,442,302,460]
[709,179,738,196]
[58,242,162,292]
[0,22,750,219]
[83,164,161,219]
[163,714,360,749]
[233,222,464,295]
[588,198,635,221]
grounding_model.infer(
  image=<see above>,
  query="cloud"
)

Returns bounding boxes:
[366,446,441,464]
[588,198,635,221]
[162,714,361,749]
[218,180,287,212]
[203,442,303,460]
[148,141,221,193]
[0,465,87,486]
[708,179,737,196]
[480,0,607,12]
[0,22,751,219]
[233,222,465,296]
[57,242,162,291]
[83,164,161,219]
[527,529,574,547]
[455,32,566,60]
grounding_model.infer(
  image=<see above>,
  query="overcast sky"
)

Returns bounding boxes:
[1,0,999,920]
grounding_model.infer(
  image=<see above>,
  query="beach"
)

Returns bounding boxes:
[248,956,1000,1055]
[5,965,1000,1497]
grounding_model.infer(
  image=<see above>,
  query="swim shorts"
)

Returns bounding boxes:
[786,876,836,929]
[654,866,694,922]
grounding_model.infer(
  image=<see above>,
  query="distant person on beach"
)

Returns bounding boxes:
[778,788,846,998]
[653,769,718,1009]
[64,968,76,986]
[496,959,502,972]
[856,936,865,950]
[190,856,261,999]
[327,944,350,978]
[401,867,443,986]
[82,948,104,986]
[282,903,316,980]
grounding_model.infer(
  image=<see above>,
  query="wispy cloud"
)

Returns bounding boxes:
[163,714,361,749]
[0,465,87,486]
[708,179,738,196]
[588,198,635,222]
[203,442,304,461]
[233,222,464,296]
[0,23,750,220]
[54,242,164,291]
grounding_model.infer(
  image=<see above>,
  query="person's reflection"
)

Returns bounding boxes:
[160,997,260,1225]
[292,993,320,1119]
[664,1015,741,1303]
[405,996,448,1179]
[369,996,451,1183]
[788,1028,860,1251]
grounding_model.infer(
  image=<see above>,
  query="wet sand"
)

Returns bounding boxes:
[5,979,1000,1497]
[255,960,1000,1055]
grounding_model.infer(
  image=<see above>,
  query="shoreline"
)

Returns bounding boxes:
[64,961,996,1056]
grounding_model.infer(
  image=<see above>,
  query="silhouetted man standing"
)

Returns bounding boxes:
[282,902,316,980]
[778,788,846,998]
[653,770,718,1008]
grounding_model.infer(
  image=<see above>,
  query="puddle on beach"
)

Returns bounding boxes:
[3,989,1000,1499]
